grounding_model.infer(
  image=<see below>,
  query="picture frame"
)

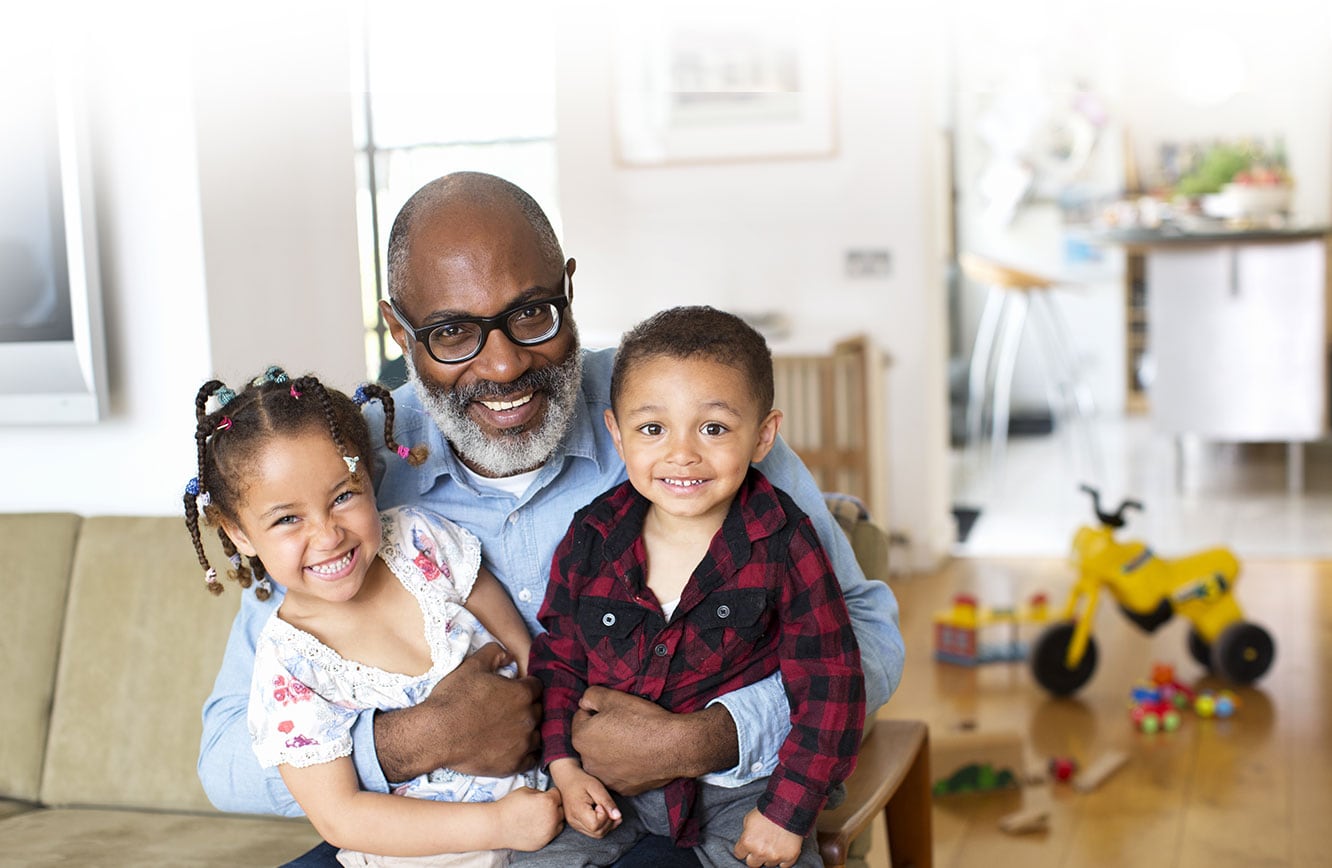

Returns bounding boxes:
[612,7,837,167]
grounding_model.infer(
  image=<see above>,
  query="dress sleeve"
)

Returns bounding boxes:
[387,506,483,602]
[247,631,358,769]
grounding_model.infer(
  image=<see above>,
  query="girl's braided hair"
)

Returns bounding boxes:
[182,367,427,599]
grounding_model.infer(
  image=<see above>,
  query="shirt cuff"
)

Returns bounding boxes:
[699,671,790,787]
[349,707,391,793]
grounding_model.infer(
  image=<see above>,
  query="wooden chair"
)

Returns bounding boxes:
[773,335,890,529]
[815,720,932,868]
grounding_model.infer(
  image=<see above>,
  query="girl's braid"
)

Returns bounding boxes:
[355,382,428,466]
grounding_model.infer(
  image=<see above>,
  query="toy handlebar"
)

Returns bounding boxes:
[1079,484,1143,529]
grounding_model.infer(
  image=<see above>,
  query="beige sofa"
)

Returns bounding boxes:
[0,513,320,866]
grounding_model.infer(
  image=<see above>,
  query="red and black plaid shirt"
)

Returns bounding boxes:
[530,468,865,844]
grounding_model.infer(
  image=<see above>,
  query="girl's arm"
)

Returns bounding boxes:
[466,566,533,675]
[280,755,562,855]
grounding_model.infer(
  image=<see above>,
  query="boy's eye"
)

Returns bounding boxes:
[702,423,728,436]
[638,423,663,436]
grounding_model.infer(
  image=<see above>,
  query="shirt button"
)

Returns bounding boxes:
[716,605,731,619]
[751,762,764,773]
[508,513,518,524]
[518,588,533,603]
[654,643,668,657]
[602,612,617,627]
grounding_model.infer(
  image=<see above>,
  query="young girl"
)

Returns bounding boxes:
[182,366,563,867]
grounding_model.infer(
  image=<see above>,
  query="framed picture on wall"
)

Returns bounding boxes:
[612,6,836,166]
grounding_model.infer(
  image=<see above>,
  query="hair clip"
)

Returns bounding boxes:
[254,365,288,386]
[353,384,371,406]
[396,445,411,460]
[185,477,200,497]
[228,552,242,569]
[216,416,233,432]
[344,455,361,473]
[215,386,237,407]
[204,568,219,586]
[290,385,301,399]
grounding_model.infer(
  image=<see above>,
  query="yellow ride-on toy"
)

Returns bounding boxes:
[1031,485,1275,696]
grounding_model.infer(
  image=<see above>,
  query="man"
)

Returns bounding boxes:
[198,172,905,866]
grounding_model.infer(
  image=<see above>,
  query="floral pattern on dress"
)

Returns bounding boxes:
[247,505,541,803]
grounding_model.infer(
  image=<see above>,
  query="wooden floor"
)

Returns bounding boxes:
[859,557,1331,868]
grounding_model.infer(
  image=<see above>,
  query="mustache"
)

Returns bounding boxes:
[448,359,571,406]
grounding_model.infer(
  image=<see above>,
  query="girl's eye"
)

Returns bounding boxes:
[639,423,663,436]
[334,490,356,506]
[274,515,298,527]
[702,423,728,436]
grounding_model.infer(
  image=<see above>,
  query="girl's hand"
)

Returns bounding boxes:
[549,759,622,839]
[497,786,565,852]
[733,808,803,868]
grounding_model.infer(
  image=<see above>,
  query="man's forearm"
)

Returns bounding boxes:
[671,703,738,777]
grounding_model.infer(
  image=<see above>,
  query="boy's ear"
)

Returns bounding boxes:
[750,409,783,463]
[220,518,258,558]
[603,408,626,460]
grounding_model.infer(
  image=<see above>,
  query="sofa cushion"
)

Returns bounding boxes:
[40,516,246,812]
[0,808,320,866]
[0,513,81,802]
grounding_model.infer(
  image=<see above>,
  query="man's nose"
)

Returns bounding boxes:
[468,328,529,383]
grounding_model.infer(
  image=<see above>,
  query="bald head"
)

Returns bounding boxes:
[385,172,564,303]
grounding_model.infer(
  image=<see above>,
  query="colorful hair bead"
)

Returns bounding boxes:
[185,477,200,496]
[396,444,411,460]
[228,552,242,569]
[217,416,233,431]
[205,567,219,585]
[353,384,371,406]
[290,385,301,399]
[344,455,361,473]
[215,386,237,407]
[255,576,272,596]
[199,491,211,508]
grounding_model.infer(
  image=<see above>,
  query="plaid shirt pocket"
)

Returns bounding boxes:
[576,597,649,682]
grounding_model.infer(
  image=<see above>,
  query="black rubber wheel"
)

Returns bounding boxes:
[1187,628,1214,671]
[1211,621,1275,685]
[1031,621,1098,696]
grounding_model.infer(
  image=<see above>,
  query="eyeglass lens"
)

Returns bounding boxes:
[430,302,560,361]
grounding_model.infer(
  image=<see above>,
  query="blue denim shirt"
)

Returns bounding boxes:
[197,347,904,816]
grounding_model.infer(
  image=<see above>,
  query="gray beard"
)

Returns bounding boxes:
[403,333,583,477]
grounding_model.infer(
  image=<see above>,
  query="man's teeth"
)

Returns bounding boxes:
[309,551,353,575]
[479,394,533,412]
[663,478,705,488]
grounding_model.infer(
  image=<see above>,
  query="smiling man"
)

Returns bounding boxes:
[198,172,905,867]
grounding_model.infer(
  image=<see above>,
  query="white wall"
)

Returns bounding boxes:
[0,2,362,516]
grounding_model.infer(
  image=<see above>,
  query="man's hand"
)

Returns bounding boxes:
[374,643,542,782]
[733,808,803,868]
[570,686,738,796]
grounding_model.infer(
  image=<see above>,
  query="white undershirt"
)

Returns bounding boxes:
[455,462,541,499]
[660,596,681,621]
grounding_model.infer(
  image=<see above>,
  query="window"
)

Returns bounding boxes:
[352,2,560,384]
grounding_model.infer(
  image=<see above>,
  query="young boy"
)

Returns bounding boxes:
[519,307,865,868]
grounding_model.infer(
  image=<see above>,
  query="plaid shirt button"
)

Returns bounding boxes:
[654,643,668,656]
[717,604,731,618]
[602,612,616,626]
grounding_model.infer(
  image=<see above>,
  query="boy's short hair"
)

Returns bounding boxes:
[611,306,774,417]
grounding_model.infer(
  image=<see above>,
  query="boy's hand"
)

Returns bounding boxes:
[496,786,565,851]
[733,808,804,868]
[549,758,623,839]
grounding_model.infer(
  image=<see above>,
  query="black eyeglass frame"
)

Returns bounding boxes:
[388,272,571,365]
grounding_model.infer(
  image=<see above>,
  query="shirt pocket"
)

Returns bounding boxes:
[694,588,771,643]
[576,597,649,684]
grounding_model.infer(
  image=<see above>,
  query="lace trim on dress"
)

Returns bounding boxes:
[256,737,352,770]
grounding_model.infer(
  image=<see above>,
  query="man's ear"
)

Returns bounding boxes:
[380,298,411,356]
[565,258,576,303]
[220,518,258,558]
[604,408,626,461]
[750,409,783,464]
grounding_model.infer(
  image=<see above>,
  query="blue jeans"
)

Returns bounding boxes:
[280,836,702,867]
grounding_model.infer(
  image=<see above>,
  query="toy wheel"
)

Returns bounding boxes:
[1187,629,1214,672]
[1031,621,1098,696]
[1211,622,1274,685]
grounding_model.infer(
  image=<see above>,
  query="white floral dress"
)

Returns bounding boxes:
[248,505,541,811]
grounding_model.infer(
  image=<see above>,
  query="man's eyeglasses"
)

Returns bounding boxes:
[388,272,571,365]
